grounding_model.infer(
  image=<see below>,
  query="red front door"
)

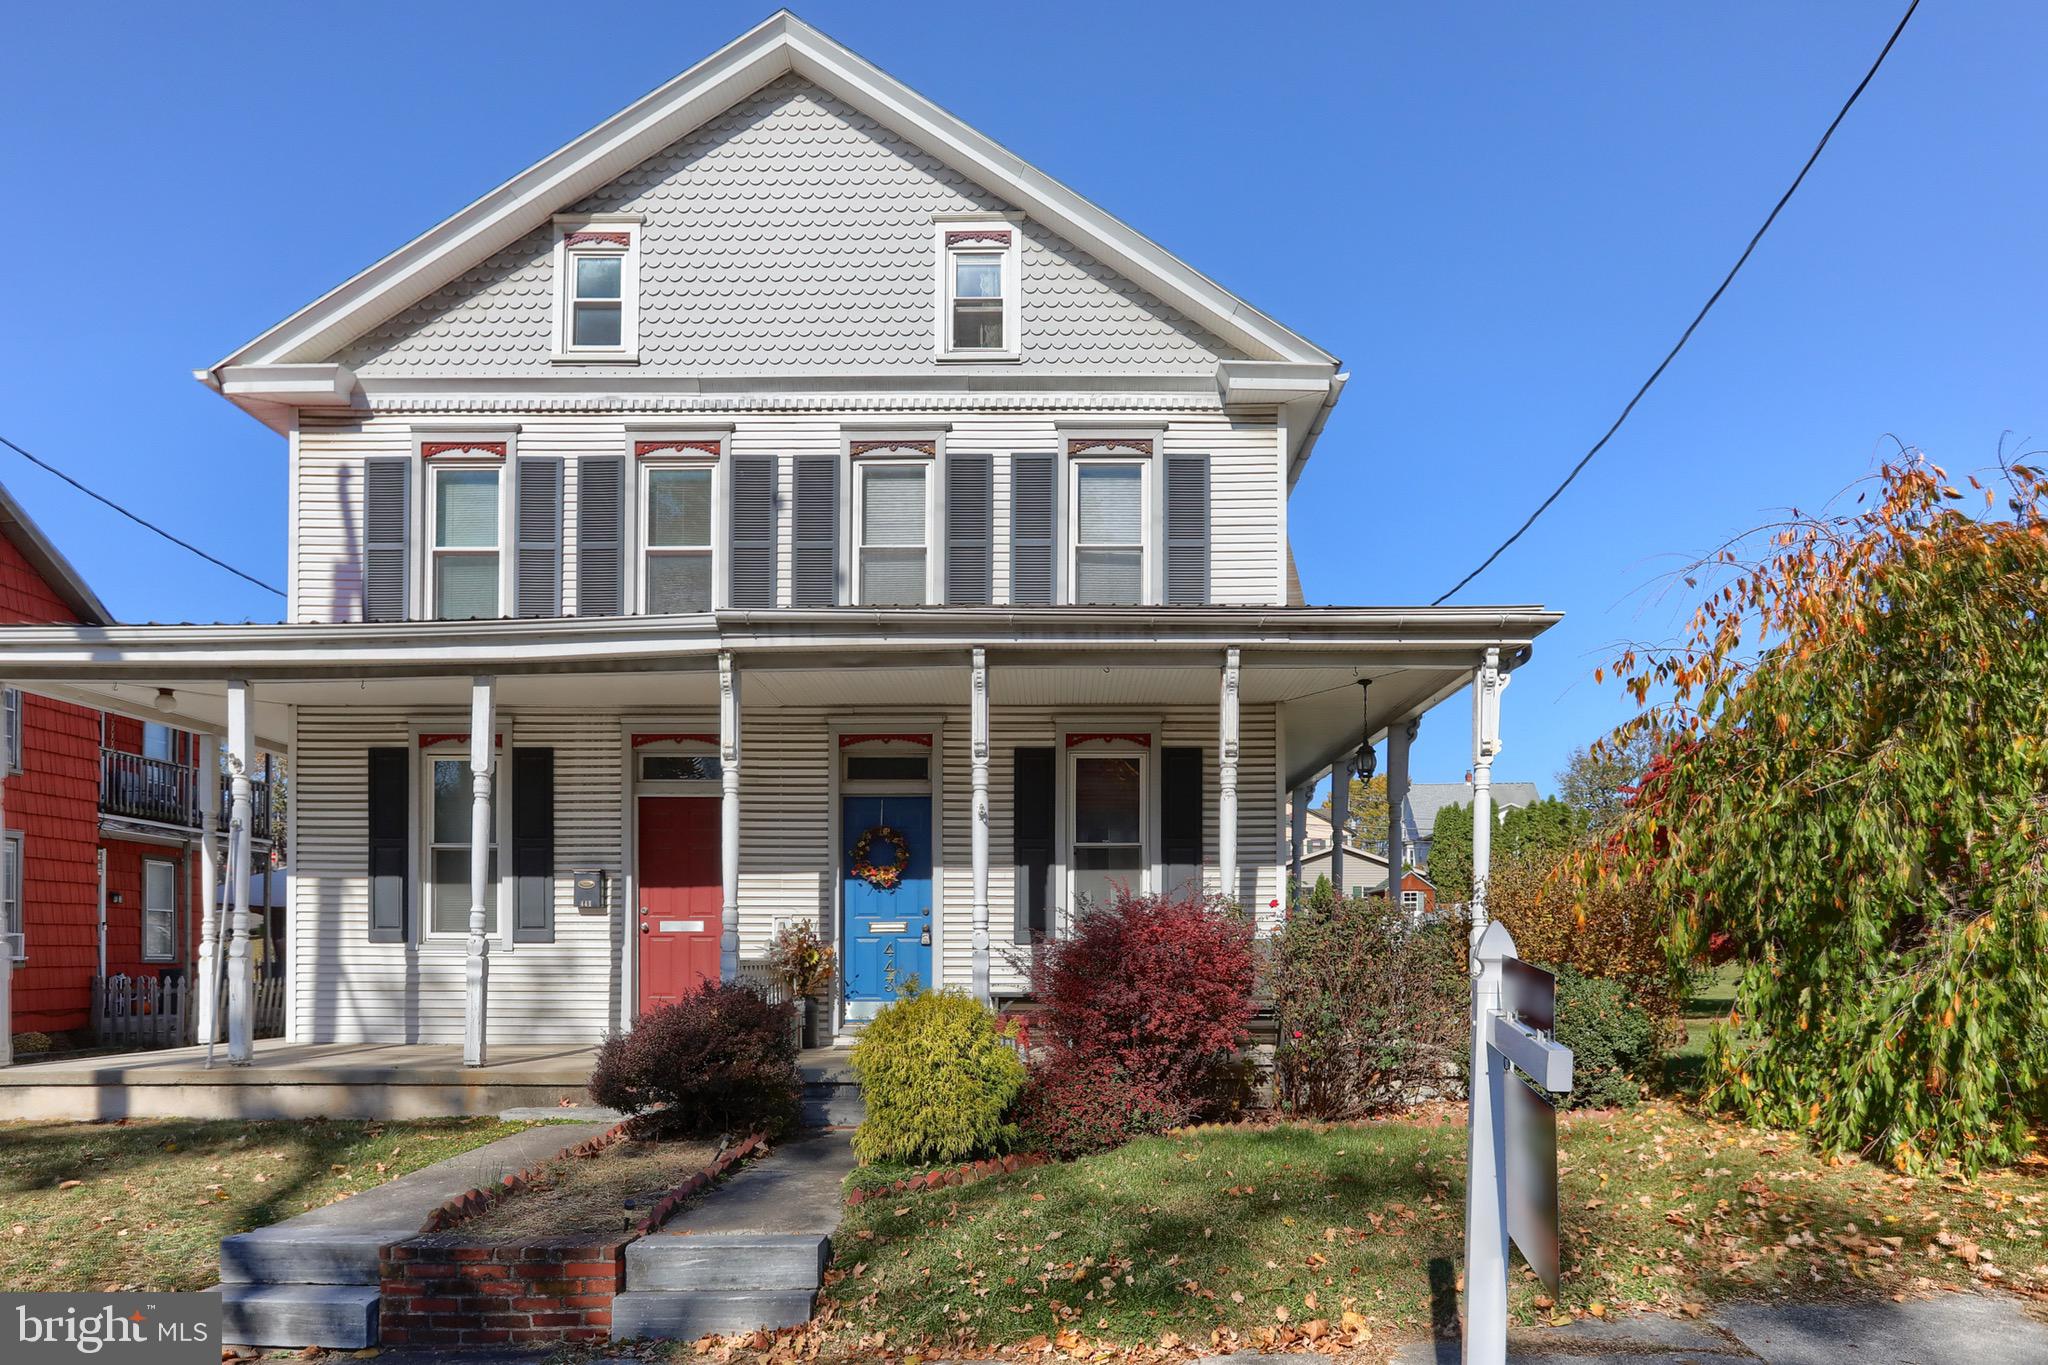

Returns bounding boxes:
[637,796,722,1013]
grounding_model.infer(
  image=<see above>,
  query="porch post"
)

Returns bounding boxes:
[718,652,741,984]
[969,648,991,1002]
[1328,763,1348,890]
[194,732,222,1046]
[1386,716,1415,907]
[1218,647,1241,902]
[464,676,495,1068]
[1469,648,1505,934]
[226,681,256,1064]
[1288,784,1309,895]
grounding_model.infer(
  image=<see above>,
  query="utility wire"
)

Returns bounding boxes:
[1434,0,1921,605]
[0,433,286,598]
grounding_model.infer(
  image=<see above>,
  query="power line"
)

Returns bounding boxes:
[1434,0,1921,606]
[0,433,286,598]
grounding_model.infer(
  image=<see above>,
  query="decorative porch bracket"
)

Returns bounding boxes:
[464,676,494,1068]
[194,731,223,1047]
[718,652,741,985]
[969,647,991,1002]
[1468,647,1507,933]
[226,681,256,1064]
[1218,647,1241,902]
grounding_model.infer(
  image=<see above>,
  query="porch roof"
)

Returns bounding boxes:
[0,604,1559,788]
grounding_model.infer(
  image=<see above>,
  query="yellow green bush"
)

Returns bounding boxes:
[851,988,1026,1164]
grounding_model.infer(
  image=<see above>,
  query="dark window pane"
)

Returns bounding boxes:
[573,301,622,348]
[1074,757,1141,844]
[846,755,929,783]
[640,754,722,781]
[952,300,1003,349]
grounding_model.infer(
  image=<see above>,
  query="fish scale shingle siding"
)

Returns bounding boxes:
[333,75,1242,377]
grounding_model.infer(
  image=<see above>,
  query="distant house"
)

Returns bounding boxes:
[1295,840,1436,915]
[1400,780,1540,870]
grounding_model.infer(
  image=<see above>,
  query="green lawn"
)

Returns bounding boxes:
[1660,961,1741,1095]
[0,1116,531,1292]
[821,1104,2048,1356]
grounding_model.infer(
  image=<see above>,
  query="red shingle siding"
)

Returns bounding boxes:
[8,695,105,1033]
[0,530,81,626]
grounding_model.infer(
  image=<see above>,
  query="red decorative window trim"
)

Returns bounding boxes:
[838,733,935,749]
[1067,438,1153,457]
[849,439,937,458]
[1064,732,1152,749]
[421,441,508,460]
[632,732,719,748]
[945,229,1012,248]
[564,231,631,248]
[419,733,503,749]
[634,439,722,459]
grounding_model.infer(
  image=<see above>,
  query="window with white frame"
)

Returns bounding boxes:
[142,858,176,962]
[426,751,497,936]
[2,831,21,960]
[642,463,716,613]
[431,465,503,619]
[553,220,639,359]
[1072,461,1147,605]
[142,723,175,763]
[1401,889,1424,914]
[2,688,19,773]
[935,224,1019,360]
[1069,748,1148,913]
[856,461,934,605]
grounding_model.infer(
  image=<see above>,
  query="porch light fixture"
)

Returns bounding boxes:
[152,688,177,713]
[1350,680,1376,781]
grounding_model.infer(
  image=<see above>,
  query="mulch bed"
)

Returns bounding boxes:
[455,1136,720,1240]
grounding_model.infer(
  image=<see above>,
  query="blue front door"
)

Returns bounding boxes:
[842,794,932,1007]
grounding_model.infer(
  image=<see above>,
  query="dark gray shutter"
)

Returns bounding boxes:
[1164,455,1211,606]
[1013,746,1055,944]
[575,456,624,616]
[729,455,777,608]
[1009,454,1055,606]
[367,747,409,943]
[514,457,563,618]
[511,747,554,944]
[791,456,838,607]
[363,458,410,623]
[1161,746,1204,896]
[945,454,993,606]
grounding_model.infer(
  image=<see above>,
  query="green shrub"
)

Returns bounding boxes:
[851,989,1025,1164]
[1550,966,1657,1109]
[587,982,801,1139]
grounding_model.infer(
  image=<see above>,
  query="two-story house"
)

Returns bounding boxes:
[0,14,1555,1067]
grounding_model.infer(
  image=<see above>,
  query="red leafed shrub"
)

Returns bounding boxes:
[588,981,801,1139]
[1018,889,1256,1154]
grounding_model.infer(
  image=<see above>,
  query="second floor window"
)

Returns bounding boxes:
[857,462,931,606]
[432,467,502,620]
[644,465,715,613]
[1072,462,1145,605]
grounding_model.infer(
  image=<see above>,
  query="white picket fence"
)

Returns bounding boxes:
[90,973,286,1049]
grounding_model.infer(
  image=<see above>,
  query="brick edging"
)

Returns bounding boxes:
[844,1150,1048,1206]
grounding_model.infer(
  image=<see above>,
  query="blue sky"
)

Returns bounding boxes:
[1,2,2039,791]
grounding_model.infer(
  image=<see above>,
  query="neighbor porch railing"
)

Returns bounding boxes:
[97,748,277,843]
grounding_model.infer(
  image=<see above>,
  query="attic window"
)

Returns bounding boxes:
[553,219,640,361]
[934,222,1020,361]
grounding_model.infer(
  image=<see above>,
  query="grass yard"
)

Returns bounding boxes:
[1661,961,1740,1096]
[0,1116,531,1292]
[821,1103,2048,1356]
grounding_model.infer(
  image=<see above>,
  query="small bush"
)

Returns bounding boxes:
[1022,888,1256,1154]
[1488,850,1686,1042]
[851,989,1026,1164]
[768,919,836,999]
[1014,1052,1184,1160]
[1550,966,1657,1109]
[588,982,801,1138]
[1268,883,1468,1117]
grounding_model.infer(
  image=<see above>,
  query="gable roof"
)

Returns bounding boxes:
[204,11,1337,392]
[0,482,113,626]
[1401,781,1543,844]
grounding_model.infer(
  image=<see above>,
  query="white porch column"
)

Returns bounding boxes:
[969,647,991,1002]
[464,677,495,1068]
[225,682,256,1064]
[1218,648,1241,902]
[1469,648,1505,934]
[1328,764,1348,890]
[1288,783,1309,896]
[718,652,741,984]
[193,732,222,1046]
[1386,716,1415,906]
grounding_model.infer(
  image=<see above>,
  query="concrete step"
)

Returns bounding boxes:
[626,1232,830,1291]
[215,1282,380,1349]
[611,1289,817,1340]
[801,1080,863,1126]
[218,1227,386,1285]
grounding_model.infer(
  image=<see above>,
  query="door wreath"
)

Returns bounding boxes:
[850,825,912,890]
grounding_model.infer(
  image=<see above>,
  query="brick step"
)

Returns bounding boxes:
[218,1227,386,1285]
[611,1289,817,1340]
[626,1232,829,1292]
[215,1282,380,1350]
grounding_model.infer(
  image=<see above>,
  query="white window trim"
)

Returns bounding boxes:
[2,688,20,775]
[635,450,724,616]
[932,219,1021,362]
[1053,722,1162,934]
[852,454,941,607]
[632,736,724,794]
[421,453,514,622]
[415,732,515,949]
[141,856,178,963]
[552,215,642,363]
[2,829,22,961]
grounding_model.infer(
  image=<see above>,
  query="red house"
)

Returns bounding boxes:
[0,484,274,1044]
